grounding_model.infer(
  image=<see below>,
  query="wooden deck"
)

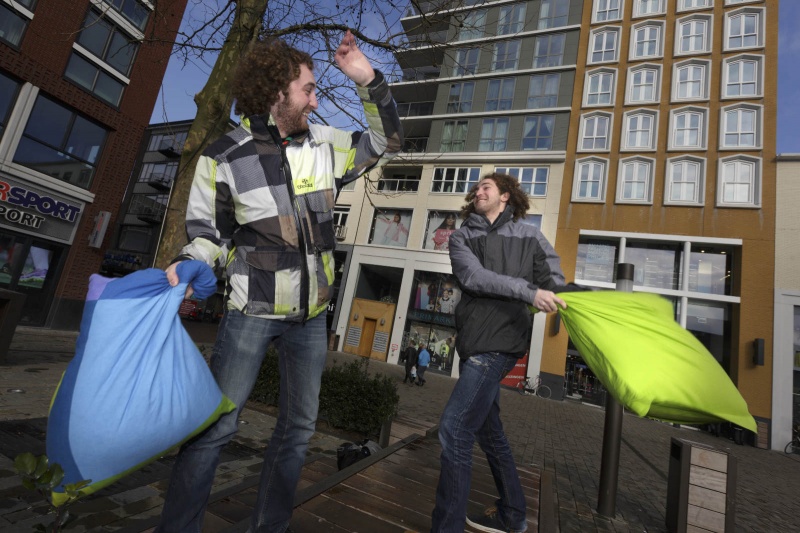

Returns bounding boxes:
[124,418,553,532]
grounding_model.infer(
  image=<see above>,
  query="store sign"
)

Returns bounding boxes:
[0,174,84,244]
[407,308,456,327]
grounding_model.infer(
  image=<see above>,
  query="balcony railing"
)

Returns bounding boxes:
[396,101,434,118]
[158,139,183,158]
[377,178,421,192]
[334,224,347,240]
[403,137,428,153]
[145,173,172,191]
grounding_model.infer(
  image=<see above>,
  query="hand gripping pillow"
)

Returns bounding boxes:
[46,261,236,505]
[557,290,757,433]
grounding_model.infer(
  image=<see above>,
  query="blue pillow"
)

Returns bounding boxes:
[46,261,235,505]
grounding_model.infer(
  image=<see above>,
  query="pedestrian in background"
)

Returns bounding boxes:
[416,343,431,386]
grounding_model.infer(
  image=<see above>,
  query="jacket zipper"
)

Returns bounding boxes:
[278,141,311,323]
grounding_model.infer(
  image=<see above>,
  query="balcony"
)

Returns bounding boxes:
[334,224,347,240]
[157,139,183,159]
[145,173,172,191]
[403,137,428,153]
[396,101,435,118]
[133,206,166,225]
[377,178,421,193]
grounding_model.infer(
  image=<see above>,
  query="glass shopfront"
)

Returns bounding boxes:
[0,229,64,325]
[399,270,460,375]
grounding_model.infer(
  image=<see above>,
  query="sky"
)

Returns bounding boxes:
[151,2,800,154]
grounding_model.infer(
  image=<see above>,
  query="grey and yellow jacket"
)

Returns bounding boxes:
[176,72,403,321]
[449,206,565,358]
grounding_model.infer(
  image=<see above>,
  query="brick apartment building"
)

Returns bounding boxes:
[0,0,188,328]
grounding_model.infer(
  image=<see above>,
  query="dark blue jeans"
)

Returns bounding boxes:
[430,352,527,532]
[156,310,327,533]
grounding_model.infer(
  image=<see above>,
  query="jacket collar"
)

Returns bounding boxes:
[465,205,515,231]
[245,114,311,146]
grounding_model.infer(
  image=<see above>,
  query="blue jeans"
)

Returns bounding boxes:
[430,352,527,533]
[156,310,327,533]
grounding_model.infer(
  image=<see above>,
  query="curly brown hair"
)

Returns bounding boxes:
[231,39,314,117]
[460,173,530,221]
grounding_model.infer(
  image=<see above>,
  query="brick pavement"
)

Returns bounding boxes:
[2,327,800,532]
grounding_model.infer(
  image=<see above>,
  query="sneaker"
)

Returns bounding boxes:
[466,507,525,533]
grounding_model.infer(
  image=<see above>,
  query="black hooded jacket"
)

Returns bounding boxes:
[449,206,565,359]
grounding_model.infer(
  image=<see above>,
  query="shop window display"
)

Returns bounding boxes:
[369,209,412,247]
[401,271,461,375]
[423,211,460,251]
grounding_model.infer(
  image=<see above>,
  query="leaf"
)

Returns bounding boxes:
[22,478,36,490]
[14,452,37,475]
[33,455,49,478]
[48,464,65,489]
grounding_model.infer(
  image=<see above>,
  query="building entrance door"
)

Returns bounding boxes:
[358,318,377,358]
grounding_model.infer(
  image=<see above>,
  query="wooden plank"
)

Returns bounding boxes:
[690,446,729,473]
[322,482,431,532]
[688,484,726,514]
[299,493,409,532]
[687,525,717,533]
[687,504,726,533]
[689,466,727,493]
[290,506,360,532]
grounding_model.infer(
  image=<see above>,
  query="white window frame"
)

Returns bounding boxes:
[633,0,666,18]
[665,156,706,206]
[678,0,713,12]
[717,155,761,208]
[724,0,759,5]
[626,63,661,104]
[630,21,664,61]
[588,27,621,65]
[499,3,526,35]
[616,156,655,204]
[622,109,658,151]
[528,73,560,109]
[492,40,521,71]
[538,0,569,30]
[479,117,510,152]
[719,103,762,150]
[486,78,516,111]
[494,166,550,197]
[668,106,709,151]
[572,157,608,202]
[578,112,613,152]
[721,54,763,99]
[456,9,487,41]
[672,59,711,102]
[675,14,713,56]
[440,120,469,152]
[452,47,480,76]
[593,0,624,23]
[583,68,616,107]
[724,7,765,52]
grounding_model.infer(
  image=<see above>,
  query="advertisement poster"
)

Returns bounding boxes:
[371,210,412,247]
[423,211,460,251]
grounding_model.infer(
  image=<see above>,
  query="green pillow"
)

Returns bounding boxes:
[558,291,756,432]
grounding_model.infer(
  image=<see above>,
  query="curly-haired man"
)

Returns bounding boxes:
[430,173,566,533]
[157,31,402,533]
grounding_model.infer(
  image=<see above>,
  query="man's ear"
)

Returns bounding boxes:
[501,192,510,203]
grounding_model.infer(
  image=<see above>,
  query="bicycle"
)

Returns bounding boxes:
[516,376,551,399]
[784,424,799,454]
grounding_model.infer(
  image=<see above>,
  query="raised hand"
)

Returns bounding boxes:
[334,30,375,87]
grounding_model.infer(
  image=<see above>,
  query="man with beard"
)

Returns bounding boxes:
[430,173,565,533]
[157,32,402,533]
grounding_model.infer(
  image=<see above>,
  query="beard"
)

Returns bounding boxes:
[272,97,308,136]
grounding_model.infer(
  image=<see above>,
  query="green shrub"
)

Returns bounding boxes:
[250,349,399,438]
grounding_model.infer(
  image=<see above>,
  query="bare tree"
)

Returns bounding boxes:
[150,0,483,267]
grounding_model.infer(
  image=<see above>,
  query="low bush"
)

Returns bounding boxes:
[250,348,399,438]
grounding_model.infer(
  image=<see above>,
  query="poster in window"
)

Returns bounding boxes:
[371,210,411,247]
[424,211,460,251]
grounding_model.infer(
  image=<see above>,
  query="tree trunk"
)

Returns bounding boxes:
[155,0,269,269]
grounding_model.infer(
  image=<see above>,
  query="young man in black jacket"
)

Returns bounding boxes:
[430,173,566,533]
